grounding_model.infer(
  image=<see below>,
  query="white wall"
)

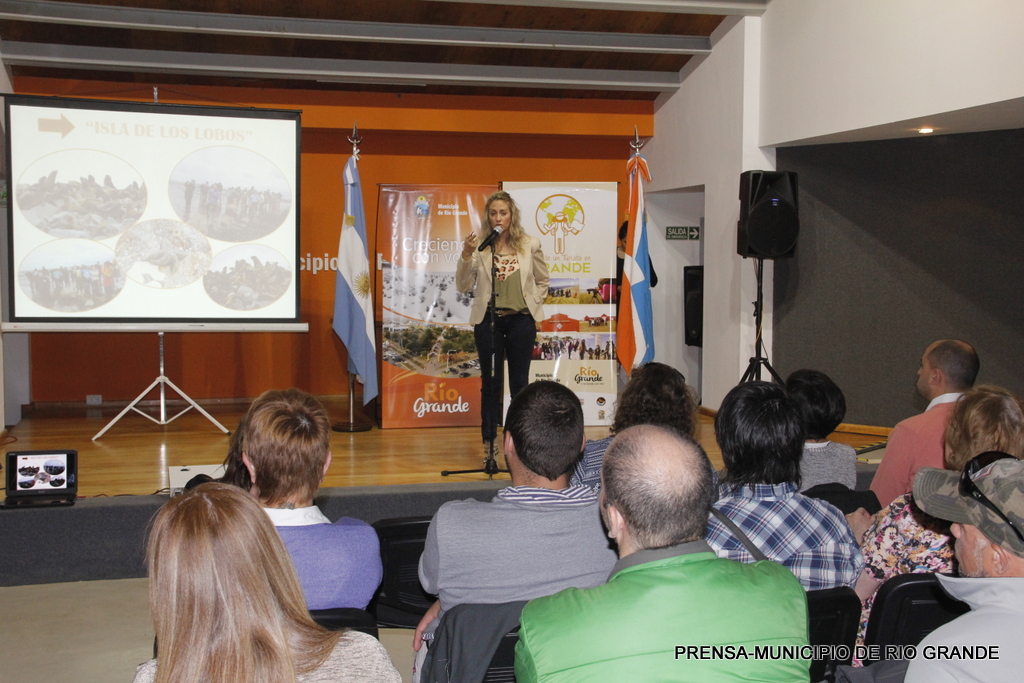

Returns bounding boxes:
[645,189,703,397]
[644,3,1024,409]
[760,0,1024,146]
[646,17,774,409]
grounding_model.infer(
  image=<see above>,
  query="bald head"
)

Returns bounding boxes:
[601,425,715,550]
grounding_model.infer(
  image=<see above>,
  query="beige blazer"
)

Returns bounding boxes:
[455,235,549,325]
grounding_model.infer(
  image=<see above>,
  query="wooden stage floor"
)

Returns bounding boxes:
[1,397,885,499]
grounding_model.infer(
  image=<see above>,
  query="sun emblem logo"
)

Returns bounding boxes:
[536,194,585,255]
[414,196,430,219]
[354,271,372,299]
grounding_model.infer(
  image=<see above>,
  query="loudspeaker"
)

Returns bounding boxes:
[737,171,799,259]
[683,266,703,348]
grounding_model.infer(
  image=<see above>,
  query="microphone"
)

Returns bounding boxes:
[477,226,503,252]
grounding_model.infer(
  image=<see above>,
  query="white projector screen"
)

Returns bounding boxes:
[4,95,303,330]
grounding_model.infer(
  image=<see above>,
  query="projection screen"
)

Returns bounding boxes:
[3,95,305,331]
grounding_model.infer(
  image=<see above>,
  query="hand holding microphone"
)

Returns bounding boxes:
[477,226,503,252]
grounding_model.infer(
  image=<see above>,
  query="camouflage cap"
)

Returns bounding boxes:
[914,458,1024,556]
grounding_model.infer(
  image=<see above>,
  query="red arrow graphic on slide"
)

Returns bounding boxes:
[38,115,75,138]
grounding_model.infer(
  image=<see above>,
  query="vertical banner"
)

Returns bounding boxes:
[504,183,618,426]
[378,185,497,428]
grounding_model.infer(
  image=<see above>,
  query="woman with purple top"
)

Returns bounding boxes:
[221,389,382,610]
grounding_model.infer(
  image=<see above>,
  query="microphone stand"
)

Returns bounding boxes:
[442,234,509,479]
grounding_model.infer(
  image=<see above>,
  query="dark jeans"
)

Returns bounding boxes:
[474,311,536,442]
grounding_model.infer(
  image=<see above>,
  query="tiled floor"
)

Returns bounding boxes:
[0,579,153,683]
[0,578,415,683]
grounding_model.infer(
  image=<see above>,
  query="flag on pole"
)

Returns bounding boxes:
[617,151,655,374]
[332,154,378,404]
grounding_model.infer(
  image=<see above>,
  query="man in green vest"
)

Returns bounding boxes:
[515,425,811,683]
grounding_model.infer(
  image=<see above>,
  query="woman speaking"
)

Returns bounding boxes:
[456,190,549,455]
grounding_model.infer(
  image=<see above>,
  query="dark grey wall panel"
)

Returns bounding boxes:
[0,481,506,587]
[774,129,1024,427]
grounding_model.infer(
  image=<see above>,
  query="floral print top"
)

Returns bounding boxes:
[494,252,520,281]
[857,492,954,647]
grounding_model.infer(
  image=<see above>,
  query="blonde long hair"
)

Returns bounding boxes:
[944,384,1024,471]
[484,190,528,252]
[147,483,340,683]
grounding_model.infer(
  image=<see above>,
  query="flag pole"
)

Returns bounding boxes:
[332,122,373,433]
[618,125,655,376]
[631,125,645,153]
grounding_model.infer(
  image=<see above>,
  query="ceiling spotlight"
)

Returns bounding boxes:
[918,127,934,134]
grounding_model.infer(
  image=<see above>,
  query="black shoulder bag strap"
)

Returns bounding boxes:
[709,508,770,562]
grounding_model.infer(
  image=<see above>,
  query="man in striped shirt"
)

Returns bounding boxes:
[414,381,617,653]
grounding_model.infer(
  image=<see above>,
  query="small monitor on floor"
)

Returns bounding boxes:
[3,450,78,508]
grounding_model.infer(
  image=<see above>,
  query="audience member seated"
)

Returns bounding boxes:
[904,455,1024,682]
[413,381,617,671]
[871,339,979,507]
[705,381,864,590]
[230,389,383,610]
[571,361,699,488]
[515,425,810,683]
[786,369,857,491]
[133,483,401,683]
[849,384,1024,647]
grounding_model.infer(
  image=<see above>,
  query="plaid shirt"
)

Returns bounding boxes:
[570,436,613,489]
[705,482,864,590]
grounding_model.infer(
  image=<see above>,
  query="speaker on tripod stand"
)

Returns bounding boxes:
[738,171,799,259]
[737,171,798,383]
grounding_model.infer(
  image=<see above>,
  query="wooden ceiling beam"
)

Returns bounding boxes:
[1,42,683,92]
[0,0,711,55]
[422,0,767,15]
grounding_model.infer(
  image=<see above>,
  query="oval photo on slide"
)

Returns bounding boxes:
[116,219,213,289]
[16,149,147,240]
[18,239,125,313]
[44,459,66,475]
[203,244,292,311]
[169,146,292,242]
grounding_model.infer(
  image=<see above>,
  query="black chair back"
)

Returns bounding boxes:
[863,572,970,663]
[309,607,379,639]
[806,586,860,682]
[482,627,520,683]
[370,515,435,627]
[803,483,882,515]
[421,601,525,683]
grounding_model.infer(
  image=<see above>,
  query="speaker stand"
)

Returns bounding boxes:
[740,258,783,385]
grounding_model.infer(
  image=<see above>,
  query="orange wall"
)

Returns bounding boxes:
[17,78,653,402]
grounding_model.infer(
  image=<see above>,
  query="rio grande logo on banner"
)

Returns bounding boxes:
[377,184,495,429]
[504,182,618,426]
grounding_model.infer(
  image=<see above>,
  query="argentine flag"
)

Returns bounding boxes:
[618,152,655,373]
[332,155,378,403]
